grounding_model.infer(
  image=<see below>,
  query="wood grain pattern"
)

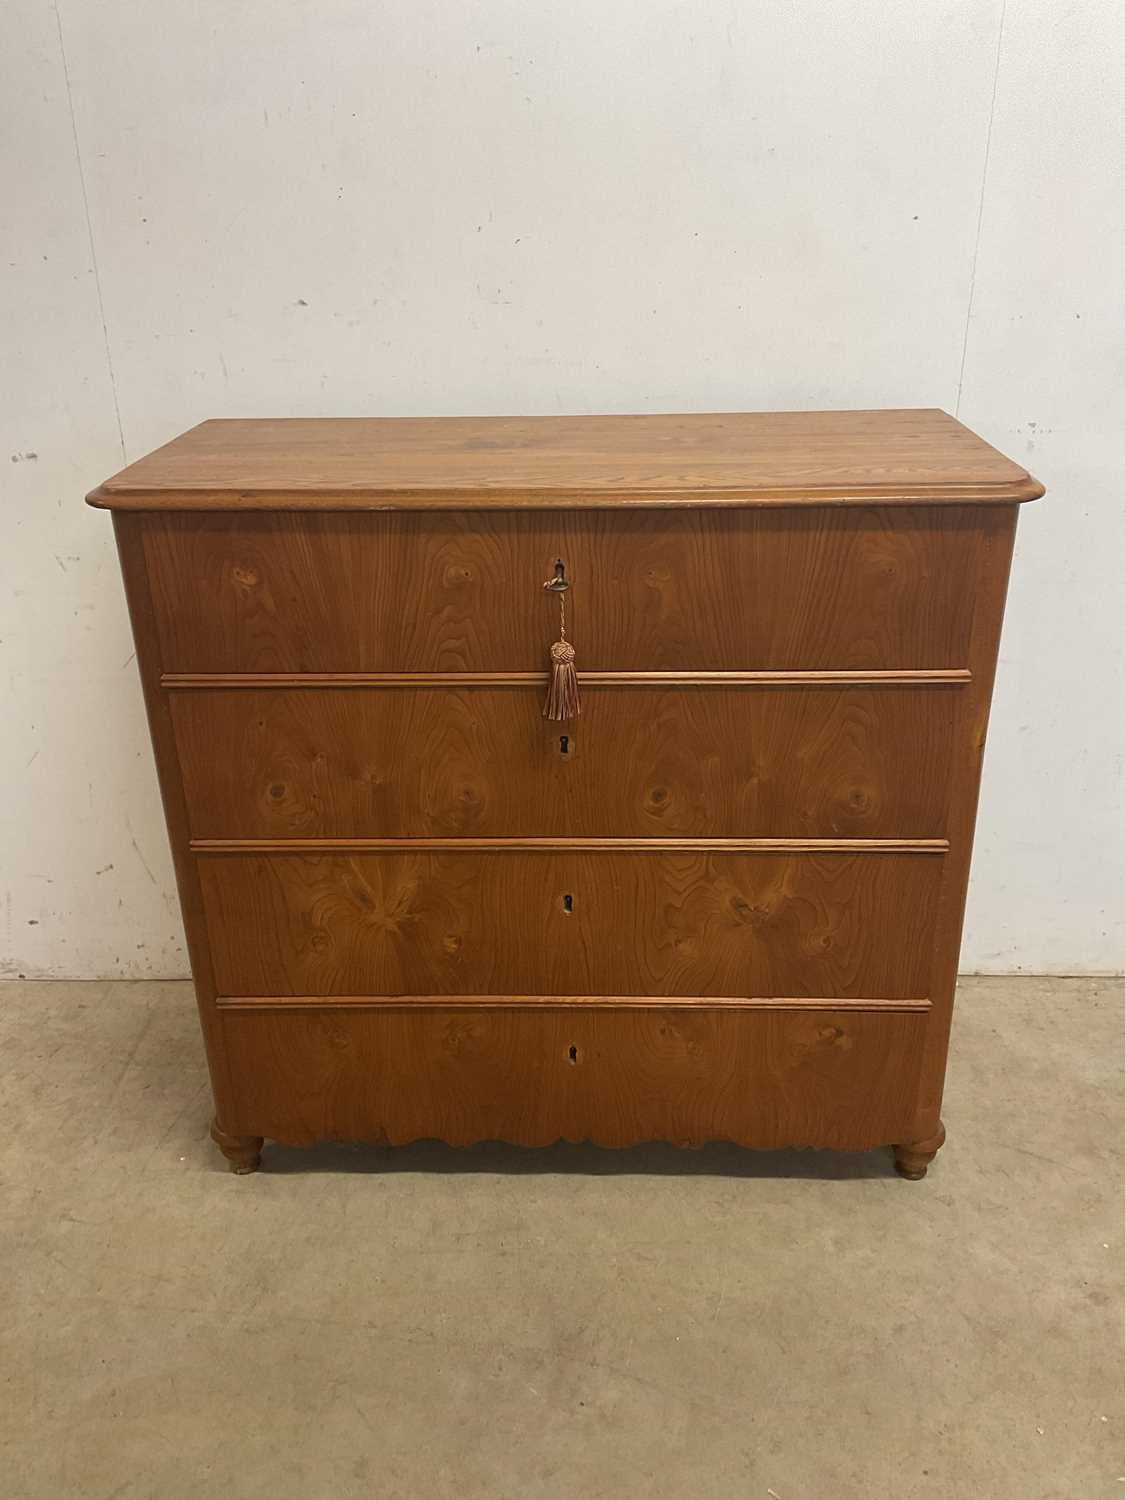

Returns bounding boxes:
[142,507,981,672]
[171,684,958,840]
[197,850,942,1000]
[216,1006,929,1149]
[87,410,1043,509]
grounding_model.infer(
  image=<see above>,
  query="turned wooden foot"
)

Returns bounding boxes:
[893,1121,946,1180]
[210,1118,264,1174]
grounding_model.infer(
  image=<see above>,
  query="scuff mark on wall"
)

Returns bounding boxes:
[128,835,158,887]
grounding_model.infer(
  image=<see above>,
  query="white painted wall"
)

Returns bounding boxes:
[2,1,1122,979]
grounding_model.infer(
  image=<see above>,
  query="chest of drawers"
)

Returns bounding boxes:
[90,410,1042,1177]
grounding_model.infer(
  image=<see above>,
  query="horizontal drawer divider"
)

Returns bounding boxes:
[216,993,933,1012]
[191,836,950,854]
[162,668,972,690]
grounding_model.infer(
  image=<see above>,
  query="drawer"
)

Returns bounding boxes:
[218,1005,928,1150]
[144,507,980,672]
[198,850,942,1000]
[173,684,957,839]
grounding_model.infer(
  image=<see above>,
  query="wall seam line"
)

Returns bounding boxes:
[955,0,1007,418]
[53,0,127,463]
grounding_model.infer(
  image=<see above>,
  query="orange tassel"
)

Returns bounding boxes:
[543,638,580,721]
[542,561,581,721]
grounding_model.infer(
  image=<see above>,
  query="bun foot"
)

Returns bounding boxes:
[210,1118,264,1174]
[893,1121,946,1180]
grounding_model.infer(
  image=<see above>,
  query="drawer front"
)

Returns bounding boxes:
[174,685,956,839]
[218,1005,928,1150]
[145,507,979,672]
[199,850,942,999]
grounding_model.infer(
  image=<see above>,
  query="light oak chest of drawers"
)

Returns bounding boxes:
[90,410,1042,1177]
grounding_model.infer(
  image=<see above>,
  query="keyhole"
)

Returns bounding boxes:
[559,734,570,757]
[561,893,574,914]
[567,1044,579,1064]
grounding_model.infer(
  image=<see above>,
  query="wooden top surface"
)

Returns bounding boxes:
[87,409,1043,510]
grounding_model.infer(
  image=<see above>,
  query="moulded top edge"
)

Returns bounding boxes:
[86,409,1045,510]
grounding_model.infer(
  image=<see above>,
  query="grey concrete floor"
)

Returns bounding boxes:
[0,977,1122,1499]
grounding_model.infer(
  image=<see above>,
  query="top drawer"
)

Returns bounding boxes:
[143,507,981,673]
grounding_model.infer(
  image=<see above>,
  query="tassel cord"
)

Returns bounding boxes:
[542,576,581,722]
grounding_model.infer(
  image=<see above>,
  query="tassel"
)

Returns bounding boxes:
[543,638,580,721]
[542,560,581,721]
